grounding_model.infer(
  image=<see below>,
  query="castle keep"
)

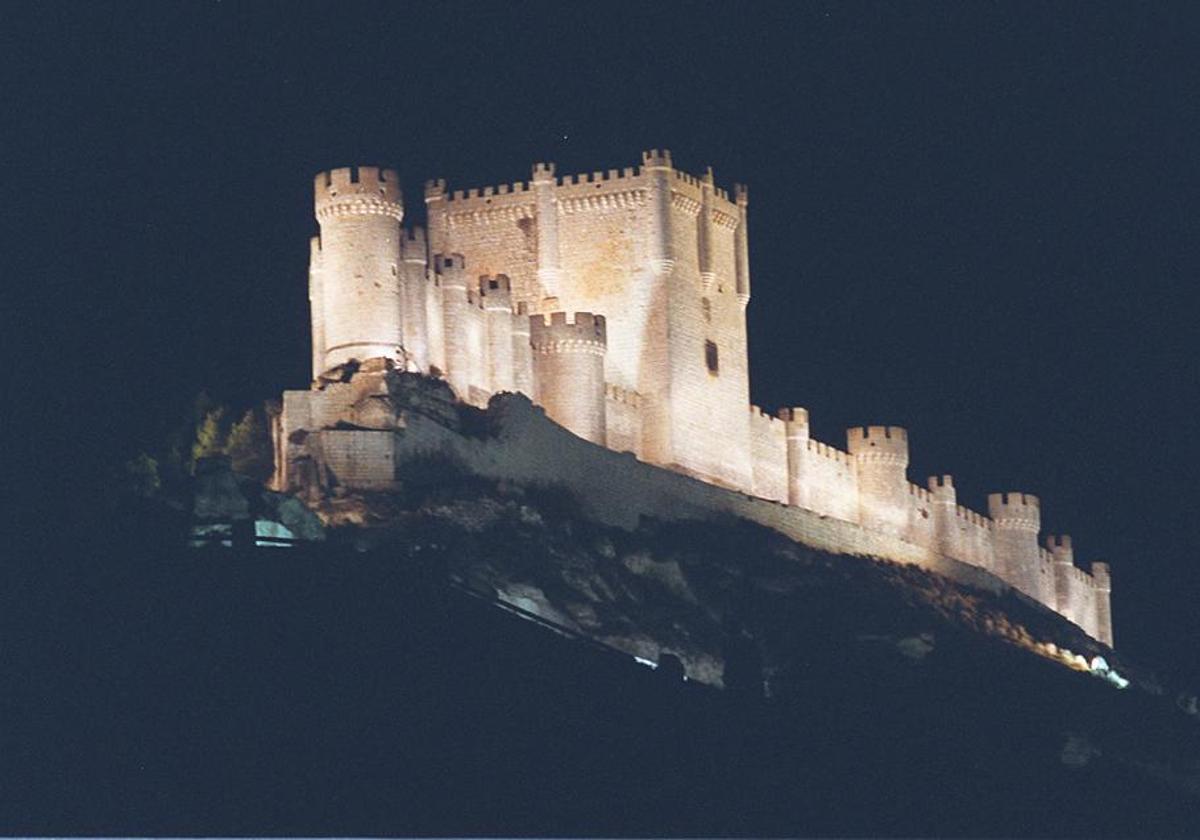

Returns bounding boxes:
[276,152,1114,647]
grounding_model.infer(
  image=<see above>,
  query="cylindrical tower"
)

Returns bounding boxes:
[734,183,750,305]
[847,426,910,535]
[481,275,514,393]
[927,475,958,558]
[532,162,562,299]
[511,302,534,396]
[698,166,716,291]
[313,166,404,372]
[1091,562,1114,647]
[530,312,607,444]
[1047,534,1076,616]
[401,226,430,372]
[436,253,470,399]
[423,178,447,258]
[642,149,675,276]
[988,492,1041,596]
[309,235,325,381]
[778,407,810,509]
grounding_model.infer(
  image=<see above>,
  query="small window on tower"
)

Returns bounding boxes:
[705,340,719,375]
[702,297,712,322]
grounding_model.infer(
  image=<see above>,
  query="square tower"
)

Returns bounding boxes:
[424,151,754,489]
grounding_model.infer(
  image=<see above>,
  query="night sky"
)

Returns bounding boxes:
[12,4,1200,678]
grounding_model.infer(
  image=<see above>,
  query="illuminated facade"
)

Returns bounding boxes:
[278,151,1114,646]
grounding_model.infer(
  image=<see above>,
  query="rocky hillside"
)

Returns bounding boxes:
[8,449,1198,835]
[302,455,1200,814]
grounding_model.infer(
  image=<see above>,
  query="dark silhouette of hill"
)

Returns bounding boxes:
[3,492,1199,837]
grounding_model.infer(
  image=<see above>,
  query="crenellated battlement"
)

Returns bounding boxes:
[557,167,640,188]
[988,492,1041,532]
[806,439,855,466]
[530,311,607,355]
[479,274,513,311]
[927,475,956,501]
[315,166,403,221]
[954,505,993,528]
[749,405,785,430]
[777,406,810,427]
[642,148,673,170]
[293,148,1116,649]
[1046,534,1075,566]
[907,483,933,504]
[846,425,909,464]
[446,182,536,202]
[401,226,427,263]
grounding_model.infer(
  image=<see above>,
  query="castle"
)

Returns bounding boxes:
[273,151,1114,647]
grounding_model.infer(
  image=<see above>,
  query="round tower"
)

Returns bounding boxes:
[847,425,910,534]
[988,492,1041,595]
[400,226,430,372]
[1046,534,1076,616]
[481,274,515,393]
[511,302,534,396]
[927,475,958,557]
[778,407,810,509]
[642,149,675,276]
[531,162,562,298]
[530,312,607,444]
[1091,562,1114,648]
[435,253,470,398]
[733,183,750,305]
[313,166,404,373]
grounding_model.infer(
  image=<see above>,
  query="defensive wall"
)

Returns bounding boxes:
[291,153,1114,648]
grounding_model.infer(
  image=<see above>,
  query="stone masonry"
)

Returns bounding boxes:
[278,152,1115,647]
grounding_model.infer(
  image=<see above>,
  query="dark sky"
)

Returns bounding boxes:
[11,4,1200,677]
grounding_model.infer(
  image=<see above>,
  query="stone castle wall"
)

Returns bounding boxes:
[295,152,1115,648]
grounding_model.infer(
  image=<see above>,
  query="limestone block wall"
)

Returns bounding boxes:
[951,505,997,571]
[295,153,1117,647]
[378,393,1009,596]
[661,164,753,489]
[605,384,643,457]
[424,179,539,302]
[316,429,395,489]
[903,482,936,549]
[749,406,788,503]
[555,169,650,395]
[423,152,755,492]
[797,440,861,520]
[274,380,1117,646]
[778,408,860,521]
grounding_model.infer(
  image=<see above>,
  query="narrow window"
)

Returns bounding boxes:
[705,340,719,375]
[701,297,712,323]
